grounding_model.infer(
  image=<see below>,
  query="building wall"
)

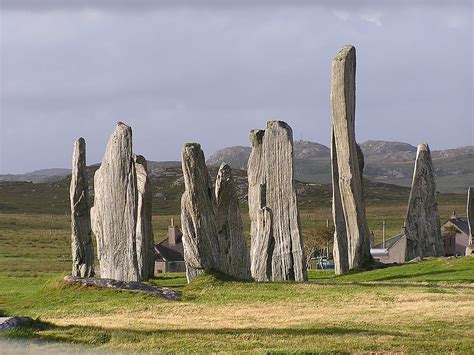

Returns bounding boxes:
[378,235,407,264]
[442,220,469,256]
[154,261,186,274]
[455,234,469,256]
[155,261,167,274]
[444,236,455,256]
[444,233,469,256]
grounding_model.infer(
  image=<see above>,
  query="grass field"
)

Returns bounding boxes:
[1,259,473,352]
[0,182,472,352]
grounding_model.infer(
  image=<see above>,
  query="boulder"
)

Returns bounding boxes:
[70,137,94,277]
[215,163,251,280]
[248,121,307,282]
[404,143,444,260]
[0,317,35,331]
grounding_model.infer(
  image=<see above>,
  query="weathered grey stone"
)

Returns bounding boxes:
[63,275,180,300]
[70,137,94,277]
[465,187,473,255]
[134,155,155,280]
[248,121,307,282]
[215,163,251,280]
[404,143,444,260]
[181,143,220,283]
[91,122,140,282]
[0,317,35,331]
[331,128,349,275]
[330,45,372,274]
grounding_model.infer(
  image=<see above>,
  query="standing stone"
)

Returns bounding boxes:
[91,122,140,282]
[134,155,155,280]
[466,187,474,256]
[215,163,251,280]
[331,128,349,275]
[330,45,372,274]
[181,143,220,283]
[70,138,94,277]
[404,143,444,260]
[248,121,307,282]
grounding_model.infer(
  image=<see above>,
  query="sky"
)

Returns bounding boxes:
[0,0,472,174]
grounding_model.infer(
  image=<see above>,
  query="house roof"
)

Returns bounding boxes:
[373,233,405,250]
[443,217,470,235]
[154,238,184,262]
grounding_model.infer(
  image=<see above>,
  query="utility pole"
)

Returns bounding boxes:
[382,220,386,249]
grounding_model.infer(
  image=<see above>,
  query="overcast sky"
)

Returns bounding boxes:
[1,0,472,174]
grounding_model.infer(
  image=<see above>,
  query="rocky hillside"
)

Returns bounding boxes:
[0,164,415,216]
[206,146,251,171]
[206,140,473,192]
[1,140,472,193]
[359,140,417,161]
[206,141,329,168]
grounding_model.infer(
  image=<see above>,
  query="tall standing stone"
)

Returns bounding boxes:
[330,45,372,274]
[134,155,155,280]
[91,122,140,282]
[331,128,349,275]
[215,163,251,280]
[466,187,474,256]
[404,143,444,260]
[181,143,220,282]
[70,138,94,277]
[248,120,307,282]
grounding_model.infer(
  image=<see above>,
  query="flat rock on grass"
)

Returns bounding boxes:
[0,317,35,331]
[63,276,181,300]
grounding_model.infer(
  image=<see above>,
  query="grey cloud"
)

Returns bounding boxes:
[0,1,472,173]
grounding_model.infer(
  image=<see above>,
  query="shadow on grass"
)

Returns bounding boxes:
[310,280,472,290]
[2,320,407,347]
[374,269,469,281]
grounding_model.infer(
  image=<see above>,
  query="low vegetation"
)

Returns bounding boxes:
[0,186,471,351]
[1,258,473,352]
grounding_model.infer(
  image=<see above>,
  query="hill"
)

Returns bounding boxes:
[1,140,472,192]
[0,168,71,184]
[207,140,474,192]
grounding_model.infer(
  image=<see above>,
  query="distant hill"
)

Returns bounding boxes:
[359,140,417,161]
[206,141,330,169]
[206,146,251,171]
[0,164,415,216]
[0,168,71,184]
[206,140,473,192]
[1,140,472,193]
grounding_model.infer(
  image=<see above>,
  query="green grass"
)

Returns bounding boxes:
[0,188,472,352]
[1,257,473,352]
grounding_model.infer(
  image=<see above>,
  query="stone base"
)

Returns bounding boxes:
[63,275,181,300]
